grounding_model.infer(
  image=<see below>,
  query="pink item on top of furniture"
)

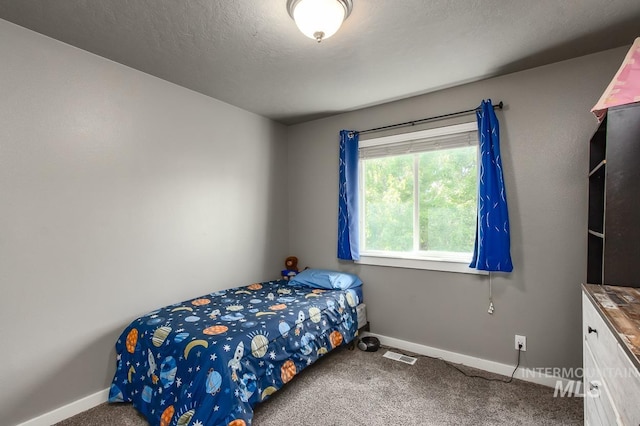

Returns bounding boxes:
[592,37,640,122]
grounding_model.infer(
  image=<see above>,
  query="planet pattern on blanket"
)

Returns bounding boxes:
[109,280,360,426]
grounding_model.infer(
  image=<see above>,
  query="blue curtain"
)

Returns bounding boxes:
[337,130,360,260]
[470,100,513,272]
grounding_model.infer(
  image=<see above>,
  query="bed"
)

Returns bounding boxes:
[108,273,363,426]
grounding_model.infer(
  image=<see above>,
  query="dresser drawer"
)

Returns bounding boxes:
[584,343,622,425]
[583,293,620,367]
[583,293,640,424]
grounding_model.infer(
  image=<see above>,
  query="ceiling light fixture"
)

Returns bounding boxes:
[286,0,353,43]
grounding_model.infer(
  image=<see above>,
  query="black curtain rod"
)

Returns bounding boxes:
[356,101,504,135]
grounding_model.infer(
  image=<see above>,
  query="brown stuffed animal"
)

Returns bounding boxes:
[282,256,300,281]
[285,256,299,272]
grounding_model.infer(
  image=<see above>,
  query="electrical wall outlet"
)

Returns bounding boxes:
[515,335,527,351]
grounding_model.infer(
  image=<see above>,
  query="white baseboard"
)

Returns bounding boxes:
[364,332,576,391]
[16,388,109,426]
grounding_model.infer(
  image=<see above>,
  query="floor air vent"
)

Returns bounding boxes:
[383,350,417,365]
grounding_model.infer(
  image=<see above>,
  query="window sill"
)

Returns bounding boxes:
[356,253,488,275]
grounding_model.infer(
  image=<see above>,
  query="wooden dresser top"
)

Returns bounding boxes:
[583,284,640,370]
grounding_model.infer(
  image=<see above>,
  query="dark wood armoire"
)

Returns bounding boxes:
[587,102,640,287]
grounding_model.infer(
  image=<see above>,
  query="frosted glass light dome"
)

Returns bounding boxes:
[287,0,353,43]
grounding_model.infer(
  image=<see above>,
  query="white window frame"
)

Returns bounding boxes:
[356,122,487,275]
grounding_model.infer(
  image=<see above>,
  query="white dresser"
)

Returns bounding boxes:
[582,284,640,425]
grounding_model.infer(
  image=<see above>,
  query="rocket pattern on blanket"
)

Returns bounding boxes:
[109,279,360,426]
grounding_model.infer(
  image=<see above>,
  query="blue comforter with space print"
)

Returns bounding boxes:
[108,279,360,426]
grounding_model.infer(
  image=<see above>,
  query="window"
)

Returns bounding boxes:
[357,122,485,274]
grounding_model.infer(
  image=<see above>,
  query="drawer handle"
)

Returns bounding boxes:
[588,326,597,334]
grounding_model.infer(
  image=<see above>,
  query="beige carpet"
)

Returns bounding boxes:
[56,346,582,425]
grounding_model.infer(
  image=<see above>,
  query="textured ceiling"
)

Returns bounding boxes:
[1,0,640,124]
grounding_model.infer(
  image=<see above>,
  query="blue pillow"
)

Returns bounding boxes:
[289,269,362,290]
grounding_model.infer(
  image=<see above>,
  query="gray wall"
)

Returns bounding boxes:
[0,20,288,425]
[287,47,629,372]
